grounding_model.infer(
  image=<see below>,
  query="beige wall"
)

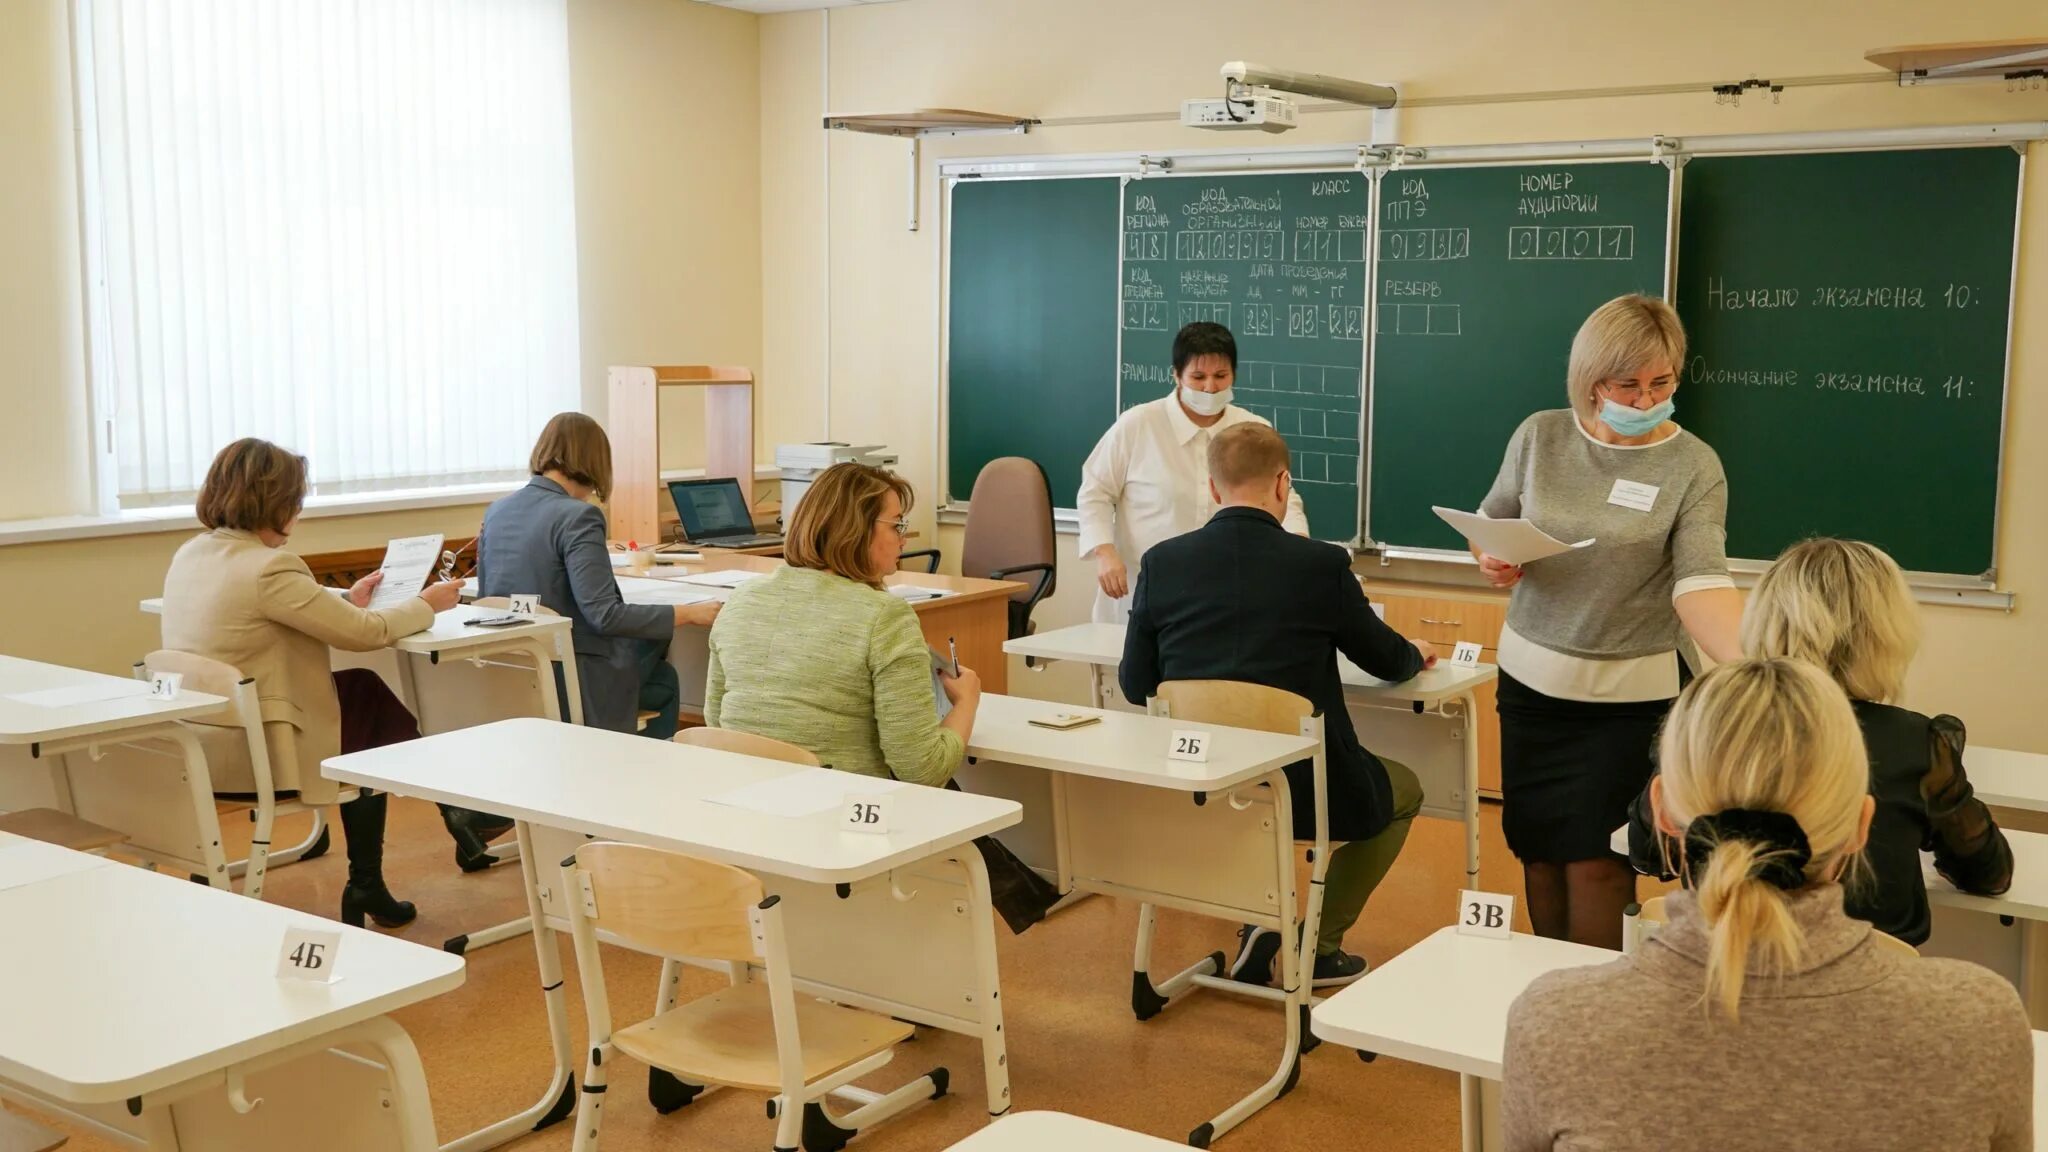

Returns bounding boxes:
[767,0,2048,747]
[0,0,768,673]
[0,0,91,521]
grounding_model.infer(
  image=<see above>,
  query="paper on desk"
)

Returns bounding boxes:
[705,768,905,819]
[3,680,154,709]
[627,583,716,606]
[678,570,766,590]
[889,584,949,603]
[1431,507,1591,567]
[368,533,445,610]
[0,837,108,891]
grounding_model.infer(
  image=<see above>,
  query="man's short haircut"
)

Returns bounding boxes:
[1208,422,1291,490]
[1172,321,1238,375]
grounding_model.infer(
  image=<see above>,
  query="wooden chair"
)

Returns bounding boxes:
[673,728,820,767]
[136,651,358,902]
[0,807,125,856]
[563,842,944,1152]
[0,1106,67,1151]
[1133,680,1326,1141]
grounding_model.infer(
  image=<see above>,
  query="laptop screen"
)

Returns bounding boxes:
[668,478,755,539]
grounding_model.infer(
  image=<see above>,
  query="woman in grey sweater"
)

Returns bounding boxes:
[1476,294,1744,947]
[1503,658,2030,1152]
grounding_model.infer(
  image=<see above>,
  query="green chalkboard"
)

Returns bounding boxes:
[1365,161,1673,551]
[1119,172,1368,540]
[1676,148,2019,577]
[946,176,1120,508]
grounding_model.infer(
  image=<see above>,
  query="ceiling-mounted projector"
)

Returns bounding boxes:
[1181,91,1297,133]
[1182,61,1397,133]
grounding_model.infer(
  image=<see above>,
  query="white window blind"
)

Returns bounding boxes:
[73,0,581,509]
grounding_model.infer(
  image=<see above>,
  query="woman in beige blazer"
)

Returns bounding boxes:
[162,439,462,928]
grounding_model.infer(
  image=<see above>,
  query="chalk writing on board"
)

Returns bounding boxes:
[1125,233,1167,261]
[1517,172,1598,217]
[1507,225,1635,262]
[1176,231,1282,261]
[1177,302,1233,327]
[1815,373,1924,395]
[1377,303,1462,337]
[1123,363,1172,387]
[1687,360,1800,388]
[1243,303,1275,336]
[1235,359,1361,489]
[1122,302,1167,331]
[1380,228,1471,262]
[1810,285,1926,309]
[1704,280,1799,310]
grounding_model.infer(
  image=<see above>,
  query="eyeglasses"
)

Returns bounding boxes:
[876,518,911,536]
[1598,377,1678,405]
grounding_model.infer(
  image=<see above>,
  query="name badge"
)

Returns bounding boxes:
[1607,479,1659,512]
[278,926,344,983]
[842,793,894,834]
[1167,730,1211,763]
[1456,889,1515,939]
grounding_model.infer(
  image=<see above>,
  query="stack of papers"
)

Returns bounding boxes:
[678,570,766,590]
[704,768,904,819]
[1431,507,1593,566]
[889,585,948,603]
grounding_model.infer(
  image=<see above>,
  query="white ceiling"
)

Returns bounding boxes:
[696,0,901,12]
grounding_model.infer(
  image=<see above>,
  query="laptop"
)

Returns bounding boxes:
[666,477,784,549]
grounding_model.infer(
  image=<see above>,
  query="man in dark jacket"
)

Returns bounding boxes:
[1121,422,1436,986]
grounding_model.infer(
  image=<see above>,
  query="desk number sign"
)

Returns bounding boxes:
[1450,641,1484,668]
[1456,889,1514,940]
[842,793,895,835]
[509,594,540,616]
[1167,730,1211,763]
[149,671,184,700]
[277,926,344,983]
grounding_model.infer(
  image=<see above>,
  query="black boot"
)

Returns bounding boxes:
[441,805,516,873]
[339,790,417,929]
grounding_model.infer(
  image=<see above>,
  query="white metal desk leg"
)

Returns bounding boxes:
[345,1015,443,1152]
[442,820,576,1152]
[1459,1073,1482,1152]
[955,848,1013,1116]
[164,726,232,890]
[1457,691,1480,883]
[1088,666,1105,710]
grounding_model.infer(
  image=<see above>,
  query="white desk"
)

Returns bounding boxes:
[0,655,235,887]
[965,693,1321,1145]
[325,717,1021,1152]
[1310,925,1616,1152]
[0,847,462,1150]
[1962,746,2048,814]
[142,596,579,915]
[1002,622,1491,881]
[945,1111,1187,1150]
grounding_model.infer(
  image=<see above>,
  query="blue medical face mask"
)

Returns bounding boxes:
[1598,396,1674,437]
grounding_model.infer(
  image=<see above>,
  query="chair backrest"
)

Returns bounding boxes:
[962,457,1055,606]
[1622,894,1669,956]
[570,841,766,963]
[142,649,248,701]
[473,596,562,616]
[674,727,821,766]
[1151,680,1313,736]
[1872,930,1918,957]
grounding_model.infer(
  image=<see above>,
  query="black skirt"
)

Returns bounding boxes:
[1497,670,1675,864]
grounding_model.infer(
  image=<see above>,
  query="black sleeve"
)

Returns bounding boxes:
[1924,715,2015,896]
[1331,561,1425,683]
[1625,779,1678,879]
[1119,561,1162,706]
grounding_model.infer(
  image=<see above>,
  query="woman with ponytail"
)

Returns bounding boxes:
[1503,657,2029,1151]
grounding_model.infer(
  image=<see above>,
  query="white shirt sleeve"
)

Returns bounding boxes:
[1281,486,1309,537]
[1076,417,1127,559]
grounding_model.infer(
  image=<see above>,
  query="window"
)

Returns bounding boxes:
[73,0,580,510]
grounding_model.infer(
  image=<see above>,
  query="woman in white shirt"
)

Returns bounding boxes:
[1077,322,1309,623]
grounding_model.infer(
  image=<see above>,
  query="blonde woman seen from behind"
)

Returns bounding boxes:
[1503,658,2030,1152]
[1625,538,2012,944]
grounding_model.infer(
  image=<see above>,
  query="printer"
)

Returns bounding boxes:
[776,442,898,524]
